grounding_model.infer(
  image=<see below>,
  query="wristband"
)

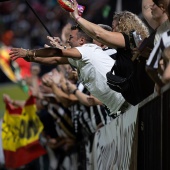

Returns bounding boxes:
[72,88,78,94]
[26,49,33,62]
[76,16,81,22]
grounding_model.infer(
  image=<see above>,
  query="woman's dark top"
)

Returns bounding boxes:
[107,33,154,105]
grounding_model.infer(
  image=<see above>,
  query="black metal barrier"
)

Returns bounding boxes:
[137,84,170,170]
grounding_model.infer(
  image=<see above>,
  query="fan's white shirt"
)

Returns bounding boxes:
[68,44,125,115]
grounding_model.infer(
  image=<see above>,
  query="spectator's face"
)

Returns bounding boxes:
[31,65,40,76]
[112,18,119,32]
[151,3,165,21]
[68,29,80,47]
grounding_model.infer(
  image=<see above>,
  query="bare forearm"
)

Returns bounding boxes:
[74,17,125,48]
[75,17,106,43]
[73,89,91,106]
[31,57,69,65]
[28,47,62,58]
[10,47,81,61]
[51,83,77,107]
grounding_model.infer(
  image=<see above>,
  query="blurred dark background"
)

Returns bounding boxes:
[0,0,143,83]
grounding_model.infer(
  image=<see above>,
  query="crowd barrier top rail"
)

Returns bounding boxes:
[139,83,170,108]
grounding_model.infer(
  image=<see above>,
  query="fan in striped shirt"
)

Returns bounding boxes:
[146,30,170,90]
[145,0,170,92]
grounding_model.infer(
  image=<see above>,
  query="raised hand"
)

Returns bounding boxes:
[86,96,95,106]
[69,0,79,19]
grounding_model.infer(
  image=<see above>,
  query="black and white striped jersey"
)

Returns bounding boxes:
[146,30,170,69]
[70,83,96,137]
[48,103,76,139]
[70,83,113,138]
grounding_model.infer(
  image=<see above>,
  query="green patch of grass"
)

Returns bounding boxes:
[0,83,28,118]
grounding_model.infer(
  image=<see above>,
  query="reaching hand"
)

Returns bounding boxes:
[87,95,96,106]
[66,81,77,94]
[87,95,103,106]
[69,0,79,19]
[9,48,27,61]
[46,36,64,49]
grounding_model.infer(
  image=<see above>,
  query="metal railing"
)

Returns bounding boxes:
[137,84,170,170]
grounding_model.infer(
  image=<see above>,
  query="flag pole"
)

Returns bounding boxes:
[25,0,53,37]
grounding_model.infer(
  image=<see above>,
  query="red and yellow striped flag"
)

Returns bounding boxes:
[2,96,46,169]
